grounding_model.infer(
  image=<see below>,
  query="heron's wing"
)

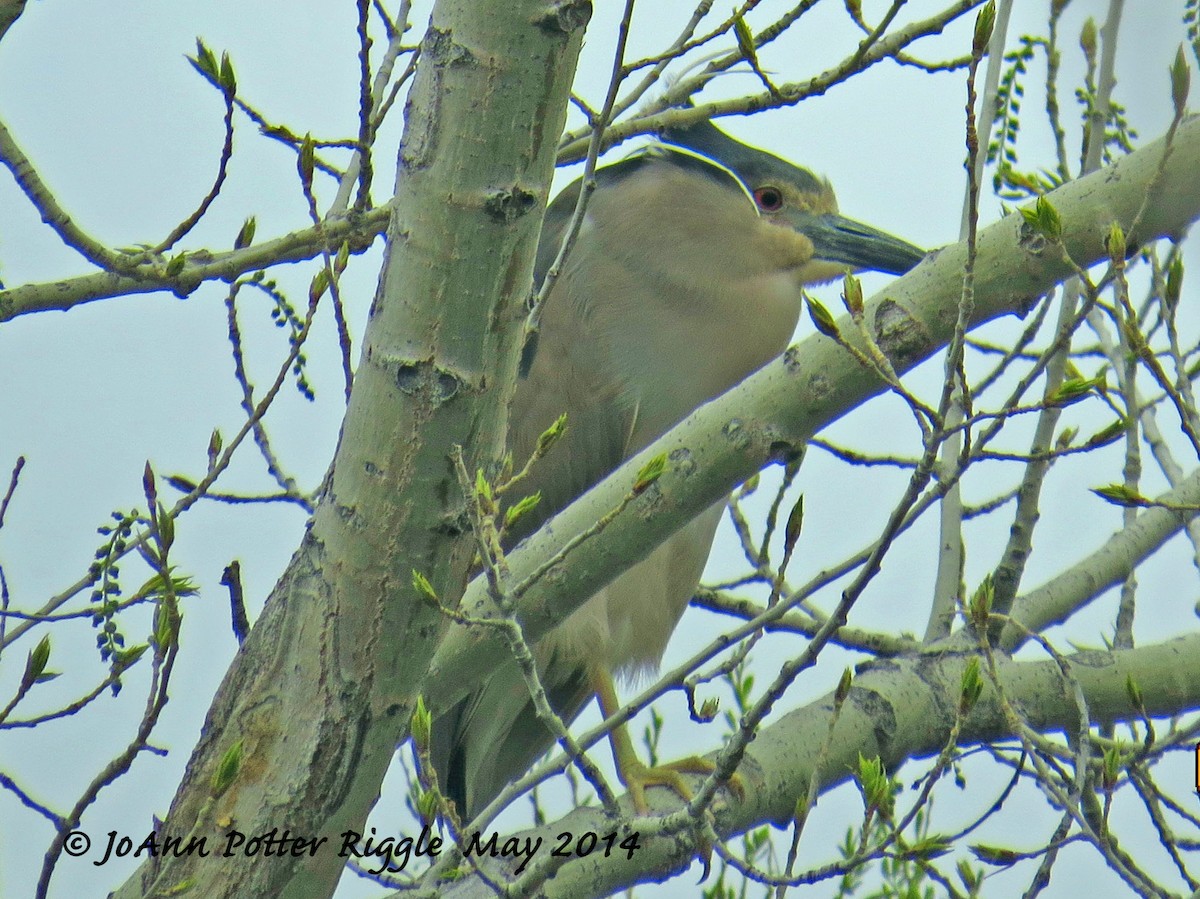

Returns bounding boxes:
[431,650,591,820]
[502,172,642,546]
[431,172,639,819]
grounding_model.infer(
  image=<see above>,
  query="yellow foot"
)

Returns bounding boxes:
[619,755,745,814]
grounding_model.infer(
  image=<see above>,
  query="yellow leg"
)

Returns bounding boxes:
[593,670,743,814]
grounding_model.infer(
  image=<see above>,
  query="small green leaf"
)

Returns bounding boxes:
[1125,673,1144,712]
[234,217,257,250]
[188,38,218,83]
[535,413,568,456]
[158,503,175,551]
[211,738,244,797]
[411,570,439,606]
[113,644,150,670]
[782,495,804,559]
[732,13,757,65]
[902,834,952,861]
[633,453,667,494]
[416,787,439,825]
[1091,484,1147,507]
[219,51,237,95]
[24,635,51,686]
[856,754,889,814]
[1050,373,1104,406]
[792,787,809,820]
[1084,419,1127,448]
[969,573,994,631]
[960,656,983,713]
[971,844,1019,866]
[1020,195,1062,241]
[474,468,494,507]
[834,667,853,707]
[155,608,175,651]
[1165,257,1184,311]
[503,492,541,529]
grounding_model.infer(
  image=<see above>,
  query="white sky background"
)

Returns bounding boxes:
[0,1,1197,897]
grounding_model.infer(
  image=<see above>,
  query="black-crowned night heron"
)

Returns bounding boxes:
[431,115,924,819]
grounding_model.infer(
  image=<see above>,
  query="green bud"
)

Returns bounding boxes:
[1084,419,1127,448]
[1171,45,1190,117]
[411,695,432,751]
[309,267,330,303]
[1080,18,1098,65]
[1106,221,1126,262]
[1164,257,1183,312]
[834,667,853,707]
[783,495,804,559]
[973,1,996,56]
[841,273,863,317]
[1055,426,1078,449]
[804,294,840,339]
[1102,746,1122,791]
[411,570,439,607]
[299,134,315,189]
[208,428,224,466]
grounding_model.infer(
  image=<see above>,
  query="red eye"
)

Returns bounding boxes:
[753,186,784,212]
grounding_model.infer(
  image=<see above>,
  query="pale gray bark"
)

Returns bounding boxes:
[111,3,587,897]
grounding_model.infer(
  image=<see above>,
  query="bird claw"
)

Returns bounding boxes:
[619,755,745,814]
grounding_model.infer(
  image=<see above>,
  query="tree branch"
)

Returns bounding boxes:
[427,633,1200,897]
